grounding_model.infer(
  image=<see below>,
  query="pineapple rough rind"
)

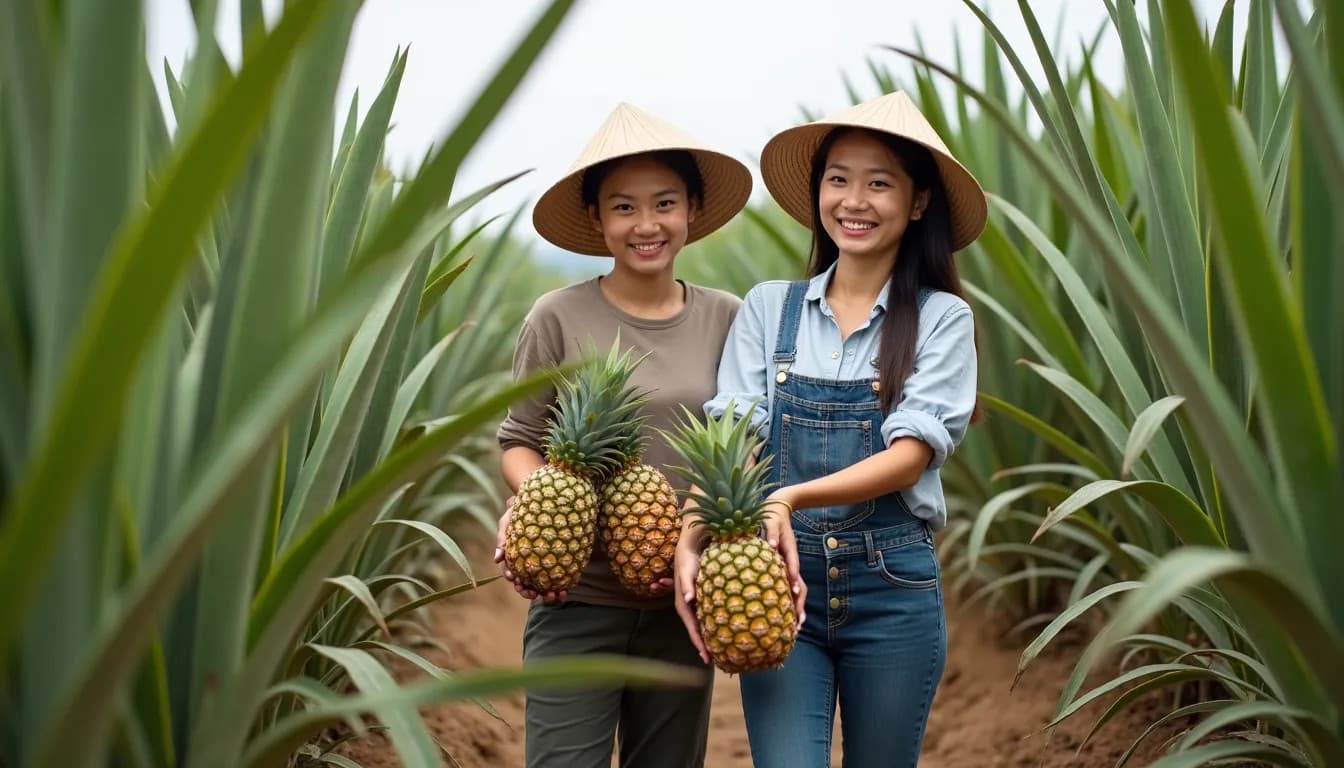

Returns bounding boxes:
[505,465,597,593]
[504,342,644,593]
[600,463,680,598]
[697,535,796,673]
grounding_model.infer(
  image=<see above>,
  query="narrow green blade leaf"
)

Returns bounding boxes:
[1104,0,1209,357]
[376,325,467,459]
[1144,740,1303,768]
[1169,0,1344,625]
[0,0,335,668]
[0,0,54,259]
[193,371,564,767]
[359,0,575,262]
[323,576,391,639]
[888,44,1301,581]
[977,394,1108,478]
[997,200,1192,493]
[191,0,362,719]
[1177,701,1320,753]
[308,645,438,765]
[28,253,406,768]
[966,482,1069,571]
[1015,580,1143,689]
[1121,395,1185,477]
[35,0,145,416]
[317,48,407,304]
[373,519,474,584]
[1083,548,1344,723]
[1036,479,1223,550]
[240,656,699,768]
[280,264,418,546]
[417,257,474,321]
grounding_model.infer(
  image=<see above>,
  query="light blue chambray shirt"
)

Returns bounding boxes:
[704,263,978,530]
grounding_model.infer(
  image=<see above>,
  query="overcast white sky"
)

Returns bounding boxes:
[145,1,1238,244]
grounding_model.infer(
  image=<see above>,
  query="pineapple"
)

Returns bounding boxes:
[664,405,798,673]
[503,346,642,594]
[599,408,681,599]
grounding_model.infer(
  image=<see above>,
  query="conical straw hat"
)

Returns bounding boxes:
[760,91,987,251]
[533,103,753,256]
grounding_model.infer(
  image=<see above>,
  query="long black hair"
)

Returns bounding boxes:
[807,127,976,415]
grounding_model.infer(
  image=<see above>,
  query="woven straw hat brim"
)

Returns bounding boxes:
[760,92,987,252]
[533,104,753,256]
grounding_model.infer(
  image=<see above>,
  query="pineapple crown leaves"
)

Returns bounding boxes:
[543,336,652,478]
[658,400,777,538]
[591,337,656,467]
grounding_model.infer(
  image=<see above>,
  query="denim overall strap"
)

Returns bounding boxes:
[772,280,809,373]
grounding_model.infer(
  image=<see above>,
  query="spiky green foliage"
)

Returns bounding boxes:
[543,339,648,480]
[676,0,1344,758]
[663,403,774,539]
[0,2,705,766]
[852,0,1344,763]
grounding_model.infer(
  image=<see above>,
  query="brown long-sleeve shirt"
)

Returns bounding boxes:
[497,276,741,608]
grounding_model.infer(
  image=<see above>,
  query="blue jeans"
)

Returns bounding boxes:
[739,521,946,767]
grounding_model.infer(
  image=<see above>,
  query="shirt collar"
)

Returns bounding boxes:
[804,262,893,315]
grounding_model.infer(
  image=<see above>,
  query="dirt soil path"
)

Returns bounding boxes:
[341,534,1177,767]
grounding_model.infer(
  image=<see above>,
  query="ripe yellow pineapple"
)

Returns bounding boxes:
[503,348,641,594]
[599,402,681,598]
[664,405,797,673]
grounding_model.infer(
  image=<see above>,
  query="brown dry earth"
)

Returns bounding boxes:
[340,534,1179,767]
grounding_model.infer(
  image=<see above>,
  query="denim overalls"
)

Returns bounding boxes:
[739,281,947,768]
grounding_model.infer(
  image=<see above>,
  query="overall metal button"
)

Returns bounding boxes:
[829,597,841,610]
[776,371,788,384]
[828,566,839,580]
[825,536,839,550]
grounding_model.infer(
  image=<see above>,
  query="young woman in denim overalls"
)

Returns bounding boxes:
[679,91,987,766]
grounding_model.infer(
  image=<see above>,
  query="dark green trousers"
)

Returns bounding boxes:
[522,601,714,768]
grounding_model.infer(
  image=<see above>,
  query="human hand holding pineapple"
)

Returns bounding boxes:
[500,340,688,600]
[760,490,806,630]
[665,405,805,674]
[673,492,806,666]
[495,497,567,603]
[500,346,643,596]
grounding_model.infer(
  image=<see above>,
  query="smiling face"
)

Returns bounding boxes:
[816,130,930,264]
[587,155,698,276]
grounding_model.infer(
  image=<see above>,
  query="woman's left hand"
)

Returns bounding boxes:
[763,489,806,631]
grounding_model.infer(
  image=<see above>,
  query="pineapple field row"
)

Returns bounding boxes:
[3,0,1341,766]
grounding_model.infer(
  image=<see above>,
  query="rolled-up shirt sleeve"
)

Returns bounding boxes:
[704,285,770,435]
[880,305,977,469]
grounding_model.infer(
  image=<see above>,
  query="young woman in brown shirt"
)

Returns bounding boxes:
[492,103,751,768]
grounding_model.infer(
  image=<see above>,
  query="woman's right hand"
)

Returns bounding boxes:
[763,492,806,632]
[494,497,567,604]
[674,534,710,664]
